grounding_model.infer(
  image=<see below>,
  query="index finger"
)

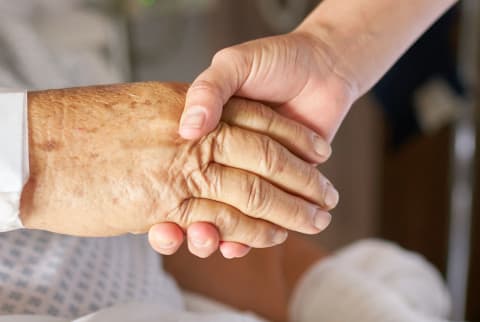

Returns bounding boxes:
[222,98,331,164]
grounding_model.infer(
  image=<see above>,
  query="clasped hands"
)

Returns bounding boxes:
[21,82,338,258]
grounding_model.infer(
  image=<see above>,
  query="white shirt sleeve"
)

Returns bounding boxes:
[0,89,29,231]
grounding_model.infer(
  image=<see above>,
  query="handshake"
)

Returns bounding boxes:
[20,82,338,258]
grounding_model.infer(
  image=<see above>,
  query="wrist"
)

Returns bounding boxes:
[19,92,47,231]
[294,0,459,100]
[291,25,361,105]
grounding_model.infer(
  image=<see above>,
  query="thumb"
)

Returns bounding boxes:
[179,48,251,139]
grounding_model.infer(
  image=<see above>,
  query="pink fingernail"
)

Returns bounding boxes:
[180,106,206,130]
[313,135,332,158]
[221,248,235,259]
[155,235,176,249]
[190,236,212,249]
[324,183,339,209]
[314,211,332,231]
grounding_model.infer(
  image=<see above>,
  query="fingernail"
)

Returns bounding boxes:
[324,182,339,209]
[273,230,289,244]
[190,236,211,248]
[314,211,332,231]
[180,106,206,130]
[313,135,331,158]
[220,248,235,259]
[154,235,176,250]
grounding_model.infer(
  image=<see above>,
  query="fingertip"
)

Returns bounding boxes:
[178,105,207,138]
[313,134,332,161]
[178,127,206,140]
[219,242,251,259]
[178,104,221,140]
[187,223,220,258]
[313,211,332,232]
[148,223,185,255]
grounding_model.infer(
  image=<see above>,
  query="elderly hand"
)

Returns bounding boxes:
[20,82,337,257]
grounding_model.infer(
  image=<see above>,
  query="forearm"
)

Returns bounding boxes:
[20,83,181,236]
[20,86,134,235]
[296,0,458,99]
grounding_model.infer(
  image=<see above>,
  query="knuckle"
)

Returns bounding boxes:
[213,208,240,237]
[196,164,221,197]
[245,175,267,215]
[183,133,224,197]
[189,79,222,99]
[282,118,308,148]
[213,205,274,248]
[293,122,308,142]
[241,227,263,247]
[248,223,277,247]
[257,104,275,130]
[184,168,206,197]
[304,167,322,194]
[259,137,285,176]
[211,123,229,155]
[170,199,194,227]
[213,47,242,64]
[289,199,309,228]
[212,47,250,90]
[231,100,275,129]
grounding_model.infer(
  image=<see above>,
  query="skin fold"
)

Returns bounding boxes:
[20,82,336,250]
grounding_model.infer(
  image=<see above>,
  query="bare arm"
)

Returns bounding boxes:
[297,0,458,101]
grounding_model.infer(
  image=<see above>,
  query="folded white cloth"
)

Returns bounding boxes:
[0,90,28,231]
[289,239,456,322]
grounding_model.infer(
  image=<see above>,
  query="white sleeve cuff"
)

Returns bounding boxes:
[0,89,29,231]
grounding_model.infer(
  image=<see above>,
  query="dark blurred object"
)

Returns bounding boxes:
[380,127,451,275]
[380,2,480,321]
[373,6,464,147]
[466,44,480,321]
[468,149,480,319]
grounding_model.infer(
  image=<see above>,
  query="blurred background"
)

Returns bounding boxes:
[7,0,477,319]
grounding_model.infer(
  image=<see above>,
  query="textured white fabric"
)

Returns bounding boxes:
[74,302,262,322]
[0,231,184,318]
[0,90,28,231]
[289,239,456,322]
[182,291,267,321]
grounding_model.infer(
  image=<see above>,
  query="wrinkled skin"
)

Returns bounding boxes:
[20,82,336,251]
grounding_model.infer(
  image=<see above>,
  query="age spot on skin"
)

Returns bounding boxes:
[103,103,114,110]
[39,140,62,152]
[75,127,98,134]
[73,186,85,197]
